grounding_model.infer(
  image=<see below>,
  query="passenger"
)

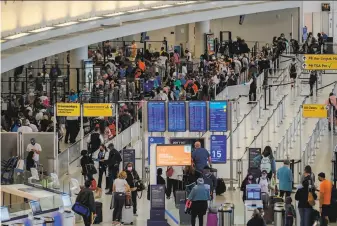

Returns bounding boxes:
[125,162,140,216]
[18,119,33,133]
[277,159,293,198]
[256,170,271,205]
[80,150,94,181]
[285,196,296,226]
[166,166,183,199]
[247,209,266,226]
[183,165,200,186]
[301,165,316,189]
[112,171,130,224]
[192,141,211,173]
[26,151,36,171]
[147,168,166,200]
[87,125,103,154]
[295,179,317,226]
[325,92,337,132]
[75,180,96,226]
[105,144,122,195]
[240,172,256,202]
[26,138,42,166]
[187,178,210,226]
[202,166,217,200]
[253,146,276,180]
[97,144,108,189]
[318,172,332,226]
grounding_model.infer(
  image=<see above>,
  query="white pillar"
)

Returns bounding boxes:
[195,20,211,57]
[70,46,88,91]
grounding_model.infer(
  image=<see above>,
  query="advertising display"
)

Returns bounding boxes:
[248,147,261,168]
[170,137,205,152]
[150,184,166,209]
[210,135,227,163]
[188,101,207,132]
[148,137,165,164]
[83,59,94,91]
[56,103,80,116]
[122,149,135,169]
[168,102,186,132]
[205,33,215,55]
[209,101,228,132]
[156,145,192,167]
[83,103,113,117]
[148,101,166,132]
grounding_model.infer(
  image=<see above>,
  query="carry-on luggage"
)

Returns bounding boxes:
[206,212,218,226]
[121,205,133,225]
[175,176,186,209]
[179,199,191,225]
[210,168,218,178]
[93,202,102,224]
[216,178,226,195]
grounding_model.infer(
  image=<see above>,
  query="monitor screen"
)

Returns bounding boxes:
[168,102,186,132]
[61,194,72,207]
[209,101,227,132]
[29,200,42,215]
[147,101,166,132]
[188,101,207,132]
[246,184,261,200]
[0,206,10,222]
[156,144,192,167]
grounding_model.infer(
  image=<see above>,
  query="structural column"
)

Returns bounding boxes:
[195,20,211,57]
[69,46,88,91]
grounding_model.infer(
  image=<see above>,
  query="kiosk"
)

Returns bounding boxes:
[244,184,263,224]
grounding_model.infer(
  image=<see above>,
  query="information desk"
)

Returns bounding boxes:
[1,184,57,207]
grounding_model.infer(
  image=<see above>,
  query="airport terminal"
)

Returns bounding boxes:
[1,1,337,226]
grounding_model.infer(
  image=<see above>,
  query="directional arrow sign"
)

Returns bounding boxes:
[302,63,307,69]
[302,56,307,61]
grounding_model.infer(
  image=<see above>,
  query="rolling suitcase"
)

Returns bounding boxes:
[206,212,218,226]
[93,202,102,224]
[179,199,191,225]
[121,205,133,225]
[175,177,186,209]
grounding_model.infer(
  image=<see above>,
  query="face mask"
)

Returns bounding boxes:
[31,142,35,145]
[262,175,267,179]
[160,91,163,94]
[248,176,253,180]
[127,167,132,171]
[96,85,99,88]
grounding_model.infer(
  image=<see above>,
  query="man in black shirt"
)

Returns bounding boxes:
[105,143,122,194]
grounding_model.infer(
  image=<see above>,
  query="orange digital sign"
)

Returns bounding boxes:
[156,145,192,167]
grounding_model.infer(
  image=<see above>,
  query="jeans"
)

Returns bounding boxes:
[299,208,312,226]
[97,167,106,188]
[131,190,137,214]
[82,215,91,226]
[113,192,125,221]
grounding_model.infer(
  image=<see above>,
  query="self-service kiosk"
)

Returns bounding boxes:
[244,184,263,224]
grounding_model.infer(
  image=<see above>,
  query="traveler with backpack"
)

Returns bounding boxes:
[256,170,271,205]
[105,144,122,195]
[202,166,217,200]
[75,180,96,226]
[253,146,276,180]
[87,125,103,154]
[326,92,337,132]
[295,179,317,226]
[277,160,293,198]
[285,196,296,226]
[289,58,297,88]
[125,162,140,216]
[80,150,95,182]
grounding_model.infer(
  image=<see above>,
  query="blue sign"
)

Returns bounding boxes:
[148,102,166,132]
[148,137,165,164]
[188,101,207,132]
[210,135,227,163]
[168,102,186,132]
[209,101,227,132]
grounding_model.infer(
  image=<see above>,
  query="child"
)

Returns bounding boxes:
[284,196,296,226]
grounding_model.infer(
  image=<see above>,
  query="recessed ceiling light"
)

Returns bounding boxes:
[4,33,30,40]
[79,17,102,22]
[127,8,148,13]
[176,1,196,5]
[55,21,79,27]
[104,12,125,17]
[29,27,55,33]
[152,5,173,9]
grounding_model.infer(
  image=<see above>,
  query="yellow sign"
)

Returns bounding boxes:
[302,54,337,70]
[302,104,327,118]
[83,103,113,117]
[56,103,81,116]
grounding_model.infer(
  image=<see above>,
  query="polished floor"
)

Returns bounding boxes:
[68,69,337,225]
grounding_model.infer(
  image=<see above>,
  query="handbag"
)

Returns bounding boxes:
[72,202,91,217]
[166,167,174,177]
[308,190,316,206]
[135,180,145,192]
[85,164,97,175]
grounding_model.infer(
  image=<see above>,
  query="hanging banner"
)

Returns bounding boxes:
[83,103,113,117]
[210,135,227,163]
[56,103,80,116]
[148,137,165,165]
[302,104,327,118]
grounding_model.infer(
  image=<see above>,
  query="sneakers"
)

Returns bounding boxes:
[134,213,138,216]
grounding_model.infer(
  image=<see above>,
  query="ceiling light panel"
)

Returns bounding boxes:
[79,17,102,22]
[55,21,79,27]
[29,27,55,33]
[4,33,30,40]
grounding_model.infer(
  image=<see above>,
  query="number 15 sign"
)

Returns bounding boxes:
[210,135,227,163]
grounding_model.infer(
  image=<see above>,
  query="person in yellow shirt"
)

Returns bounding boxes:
[318,172,332,226]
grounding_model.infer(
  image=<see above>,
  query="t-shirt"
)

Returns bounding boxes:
[186,52,192,62]
[192,148,210,172]
[320,179,332,205]
[26,143,42,162]
[159,56,168,66]
[18,126,33,133]
[114,178,128,192]
[68,94,78,102]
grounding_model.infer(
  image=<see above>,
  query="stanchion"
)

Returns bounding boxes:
[282,97,286,119]
[236,127,241,149]
[289,127,293,149]
[264,86,268,110]
[267,119,271,143]
[261,126,264,148]
[273,110,277,133]
[268,85,273,106]
[244,114,248,139]
[250,112,254,130]
[67,148,70,175]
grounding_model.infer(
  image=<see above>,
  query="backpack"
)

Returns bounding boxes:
[260,157,272,173]
[215,178,226,195]
[290,63,296,74]
[166,167,174,177]
[89,133,101,152]
[203,174,214,195]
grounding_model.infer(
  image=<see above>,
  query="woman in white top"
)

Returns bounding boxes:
[112,171,130,224]
[166,166,184,199]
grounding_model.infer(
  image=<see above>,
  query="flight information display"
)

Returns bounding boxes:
[148,102,166,132]
[209,101,228,132]
[188,101,207,132]
[168,102,186,132]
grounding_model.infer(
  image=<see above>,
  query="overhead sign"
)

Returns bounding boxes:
[56,103,80,116]
[210,135,227,163]
[302,104,327,118]
[83,103,113,117]
[209,101,227,132]
[148,137,165,165]
[302,55,337,70]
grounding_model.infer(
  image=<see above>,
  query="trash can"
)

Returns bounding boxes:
[274,205,284,226]
[218,205,232,226]
[223,202,234,225]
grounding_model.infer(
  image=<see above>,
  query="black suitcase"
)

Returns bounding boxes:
[215,178,226,195]
[93,202,102,224]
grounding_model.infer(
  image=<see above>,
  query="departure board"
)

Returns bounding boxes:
[148,102,166,132]
[168,102,186,132]
[188,101,207,132]
[209,101,228,132]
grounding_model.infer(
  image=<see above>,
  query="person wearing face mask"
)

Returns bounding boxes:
[253,146,276,180]
[26,138,42,166]
[68,89,78,103]
[125,162,140,216]
[277,160,293,198]
[97,144,108,189]
[241,173,256,202]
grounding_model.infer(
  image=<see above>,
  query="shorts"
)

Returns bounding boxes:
[321,204,330,217]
